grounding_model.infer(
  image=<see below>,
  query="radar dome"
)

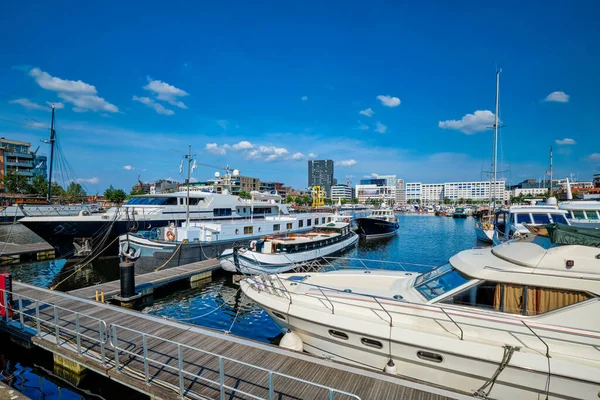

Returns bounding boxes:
[214,172,221,178]
[232,169,240,177]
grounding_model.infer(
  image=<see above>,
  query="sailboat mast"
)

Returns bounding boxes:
[491,69,500,207]
[549,146,553,196]
[46,105,56,202]
[186,145,191,227]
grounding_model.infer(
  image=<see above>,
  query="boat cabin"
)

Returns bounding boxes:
[250,222,352,254]
[494,206,570,242]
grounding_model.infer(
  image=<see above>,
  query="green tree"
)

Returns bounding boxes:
[238,190,252,200]
[351,197,358,204]
[30,175,48,197]
[323,198,332,205]
[104,185,116,201]
[3,170,31,194]
[66,182,87,200]
[285,195,294,204]
[50,182,65,197]
[130,188,145,196]
[111,189,127,203]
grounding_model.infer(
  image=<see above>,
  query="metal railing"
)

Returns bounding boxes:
[0,288,361,400]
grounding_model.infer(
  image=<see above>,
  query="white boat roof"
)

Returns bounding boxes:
[450,242,600,293]
[507,205,567,214]
[315,221,349,229]
[559,201,600,211]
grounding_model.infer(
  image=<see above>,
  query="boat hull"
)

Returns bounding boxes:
[355,218,398,239]
[474,225,494,243]
[220,234,359,274]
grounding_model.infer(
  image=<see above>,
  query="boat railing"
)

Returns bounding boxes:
[247,274,592,351]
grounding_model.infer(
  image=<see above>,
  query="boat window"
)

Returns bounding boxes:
[550,214,568,224]
[299,220,304,228]
[126,197,178,205]
[515,213,531,224]
[244,226,253,234]
[273,224,280,231]
[417,351,443,363]
[442,282,593,315]
[573,210,586,220]
[588,211,599,220]
[286,223,293,230]
[360,338,383,349]
[315,218,319,226]
[322,217,326,224]
[307,219,312,226]
[531,213,551,224]
[214,208,232,217]
[414,264,471,300]
[328,217,332,222]
[328,330,349,340]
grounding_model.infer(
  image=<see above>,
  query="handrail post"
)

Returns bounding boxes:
[268,371,274,400]
[178,344,184,396]
[99,322,106,365]
[329,389,334,400]
[2,290,8,323]
[440,307,463,340]
[219,356,225,400]
[142,334,149,384]
[35,300,40,336]
[75,313,81,354]
[53,307,60,345]
[318,287,334,314]
[17,295,24,329]
[113,325,119,370]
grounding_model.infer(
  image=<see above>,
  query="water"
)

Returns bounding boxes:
[0,214,484,397]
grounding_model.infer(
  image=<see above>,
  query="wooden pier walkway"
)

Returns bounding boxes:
[1,281,469,400]
[0,242,54,263]
[68,259,221,300]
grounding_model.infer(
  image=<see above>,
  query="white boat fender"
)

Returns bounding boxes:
[384,359,397,375]
[279,329,303,352]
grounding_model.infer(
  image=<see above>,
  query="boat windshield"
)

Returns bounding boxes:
[126,197,178,205]
[413,264,471,300]
[551,213,569,224]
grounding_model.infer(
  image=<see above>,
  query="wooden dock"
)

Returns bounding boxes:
[68,258,221,300]
[1,281,470,400]
[0,242,54,264]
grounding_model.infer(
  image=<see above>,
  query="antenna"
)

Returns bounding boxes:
[46,105,56,202]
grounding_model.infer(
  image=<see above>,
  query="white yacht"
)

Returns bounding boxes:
[559,178,600,228]
[219,221,358,274]
[241,228,600,399]
[21,190,293,256]
[493,203,570,244]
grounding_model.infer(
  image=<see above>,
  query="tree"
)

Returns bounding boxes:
[3,170,31,194]
[104,185,127,203]
[351,197,358,204]
[30,175,48,197]
[66,182,87,200]
[285,195,294,204]
[50,182,65,197]
[323,198,332,205]
[238,191,252,200]
[130,188,145,196]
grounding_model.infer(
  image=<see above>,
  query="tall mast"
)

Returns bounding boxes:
[185,145,191,227]
[491,69,501,207]
[549,146,553,196]
[46,105,56,202]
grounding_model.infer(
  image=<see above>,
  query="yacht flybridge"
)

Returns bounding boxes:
[21,190,292,256]
[241,230,600,399]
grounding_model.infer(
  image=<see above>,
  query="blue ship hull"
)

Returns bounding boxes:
[355,217,399,238]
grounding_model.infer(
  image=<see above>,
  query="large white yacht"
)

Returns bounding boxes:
[21,190,293,256]
[241,227,600,399]
[492,203,570,244]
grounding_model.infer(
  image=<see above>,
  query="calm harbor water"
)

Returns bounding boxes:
[0,214,484,399]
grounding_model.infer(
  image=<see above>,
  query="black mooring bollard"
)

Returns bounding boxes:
[119,261,135,299]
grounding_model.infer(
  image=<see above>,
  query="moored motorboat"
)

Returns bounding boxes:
[219,221,358,274]
[452,207,467,218]
[241,229,600,399]
[355,208,399,239]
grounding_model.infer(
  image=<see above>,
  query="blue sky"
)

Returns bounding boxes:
[1,0,599,193]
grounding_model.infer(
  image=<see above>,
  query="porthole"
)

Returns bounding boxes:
[235,229,239,234]
[258,227,262,232]
[393,295,403,300]
[361,338,383,349]
[417,351,443,363]
[272,311,286,320]
[364,271,371,274]
[328,330,349,340]
[343,289,352,293]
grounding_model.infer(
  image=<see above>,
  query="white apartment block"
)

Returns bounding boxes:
[421,183,444,205]
[331,184,353,201]
[401,181,506,203]
[512,187,549,197]
[405,182,422,202]
[356,184,397,204]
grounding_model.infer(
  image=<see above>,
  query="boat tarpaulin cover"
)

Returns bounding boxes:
[546,223,600,248]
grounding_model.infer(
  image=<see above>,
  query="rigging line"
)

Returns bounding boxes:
[0,117,50,130]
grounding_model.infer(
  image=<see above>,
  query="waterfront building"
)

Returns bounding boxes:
[308,160,334,196]
[403,181,505,204]
[395,179,406,205]
[331,184,353,202]
[421,183,444,205]
[356,177,397,204]
[405,182,422,203]
[151,179,180,194]
[260,181,287,196]
[234,176,261,195]
[511,187,549,197]
[0,138,48,191]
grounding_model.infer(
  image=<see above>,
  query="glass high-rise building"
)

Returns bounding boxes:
[308,160,334,196]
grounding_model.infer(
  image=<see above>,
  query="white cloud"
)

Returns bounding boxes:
[217,120,229,130]
[28,122,49,129]
[77,177,99,184]
[205,143,227,155]
[132,95,174,115]
[438,110,496,134]
[374,121,388,134]
[232,140,254,150]
[29,67,97,94]
[359,108,374,117]
[544,91,569,103]
[301,96,308,101]
[555,138,576,145]
[357,124,369,130]
[589,153,600,160]
[307,153,317,159]
[123,165,135,170]
[144,77,188,109]
[292,152,305,160]
[47,101,64,109]
[9,98,49,111]
[336,159,357,167]
[376,95,401,107]
[25,67,118,113]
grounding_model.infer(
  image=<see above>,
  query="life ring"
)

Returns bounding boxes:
[166,230,175,241]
